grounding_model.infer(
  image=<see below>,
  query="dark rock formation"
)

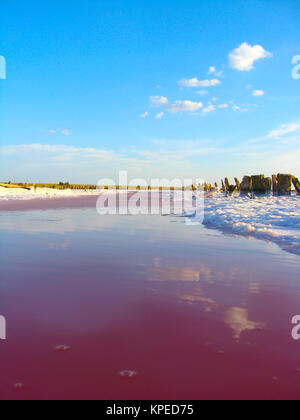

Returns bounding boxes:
[224,178,230,191]
[239,175,271,194]
[240,176,252,193]
[272,175,278,193]
[277,174,292,194]
[234,178,240,190]
[251,175,263,192]
[292,176,300,194]
[220,173,298,195]
[223,178,237,193]
[248,175,271,193]
[203,183,217,192]
[251,175,271,193]
[266,177,272,192]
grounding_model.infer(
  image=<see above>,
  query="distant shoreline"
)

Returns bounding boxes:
[0,182,186,191]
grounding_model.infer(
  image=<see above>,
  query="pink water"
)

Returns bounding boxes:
[0,205,300,400]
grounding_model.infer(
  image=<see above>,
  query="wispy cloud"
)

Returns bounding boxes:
[231,103,250,113]
[49,128,72,136]
[150,96,168,107]
[1,125,299,184]
[167,100,203,113]
[265,123,300,139]
[0,144,121,161]
[61,129,72,136]
[251,123,300,143]
[178,78,221,88]
[202,104,215,114]
[252,90,264,97]
[207,66,224,77]
[150,96,203,114]
[229,43,272,71]
[197,90,208,95]
[0,141,221,182]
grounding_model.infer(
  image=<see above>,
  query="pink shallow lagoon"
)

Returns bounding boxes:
[0,199,300,400]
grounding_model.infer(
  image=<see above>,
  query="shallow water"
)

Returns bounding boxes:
[0,207,300,400]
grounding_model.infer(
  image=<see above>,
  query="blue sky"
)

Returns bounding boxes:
[0,0,299,184]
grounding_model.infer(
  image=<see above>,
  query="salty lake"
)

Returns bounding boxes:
[0,203,300,400]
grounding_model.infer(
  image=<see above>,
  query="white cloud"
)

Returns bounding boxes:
[132,142,218,161]
[229,43,272,71]
[149,96,203,114]
[179,78,221,88]
[250,123,300,143]
[197,90,208,95]
[198,79,221,87]
[202,105,215,114]
[141,112,149,118]
[155,112,164,119]
[0,144,121,161]
[48,128,72,136]
[218,104,229,109]
[232,104,250,113]
[207,66,224,77]
[252,90,264,97]
[178,78,201,87]
[61,129,72,136]
[150,96,168,106]
[167,100,203,113]
[266,123,300,139]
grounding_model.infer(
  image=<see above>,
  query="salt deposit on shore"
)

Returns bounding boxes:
[201,192,300,255]
[0,186,105,201]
